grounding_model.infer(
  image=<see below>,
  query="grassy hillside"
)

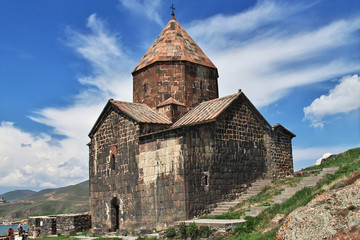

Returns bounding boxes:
[0,180,89,220]
[0,190,38,201]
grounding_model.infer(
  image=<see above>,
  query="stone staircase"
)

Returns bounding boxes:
[245,167,339,217]
[208,178,272,216]
[182,167,339,230]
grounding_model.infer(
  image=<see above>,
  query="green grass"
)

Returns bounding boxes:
[224,147,360,239]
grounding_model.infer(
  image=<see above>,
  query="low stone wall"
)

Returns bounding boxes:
[28,213,91,237]
[56,213,91,235]
[28,216,56,237]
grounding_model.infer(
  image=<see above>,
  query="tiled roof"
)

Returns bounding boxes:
[133,14,216,73]
[172,93,240,127]
[110,100,172,124]
[157,97,186,108]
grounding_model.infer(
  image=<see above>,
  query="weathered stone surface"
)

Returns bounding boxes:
[28,213,91,237]
[269,124,294,178]
[133,62,218,111]
[276,179,360,240]
[270,214,285,227]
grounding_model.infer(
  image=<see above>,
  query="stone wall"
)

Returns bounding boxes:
[270,125,294,177]
[156,103,188,123]
[181,124,217,217]
[56,214,91,235]
[132,62,218,109]
[182,96,271,217]
[28,216,56,237]
[89,107,140,233]
[88,95,294,233]
[28,214,90,237]
[138,131,187,230]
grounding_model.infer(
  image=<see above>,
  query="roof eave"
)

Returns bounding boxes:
[88,100,113,138]
[131,59,218,75]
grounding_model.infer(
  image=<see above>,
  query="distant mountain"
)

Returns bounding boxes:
[0,190,39,201]
[0,180,89,220]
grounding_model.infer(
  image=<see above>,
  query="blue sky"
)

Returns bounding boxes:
[0,0,359,194]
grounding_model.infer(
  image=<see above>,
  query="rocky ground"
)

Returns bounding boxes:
[276,171,360,240]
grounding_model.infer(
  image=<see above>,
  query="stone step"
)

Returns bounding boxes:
[218,202,241,206]
[207,178,272,216]
[251,206,270,212]
[245,211,259,217]
[247,188,264,193]
[208,212,226,216]
[180,219,245,229]
[213,207,232,211]
[270,167,339,207]
[217,204,237,209]
[272,199,283,205]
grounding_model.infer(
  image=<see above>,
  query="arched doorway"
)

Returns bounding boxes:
[110,197,120,231]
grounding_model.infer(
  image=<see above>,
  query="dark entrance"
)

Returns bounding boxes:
[111,197,120,231]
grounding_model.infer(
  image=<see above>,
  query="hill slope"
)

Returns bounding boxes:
[0,190,38,202]
[198,147,360,240]
[0,180,89,220]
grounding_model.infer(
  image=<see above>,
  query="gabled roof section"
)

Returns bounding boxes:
[89,100,172,137]
[157,97,186,108]
[172,90,272,129]
[132,14,216,73]
[172,93,240,127]
[272,123,296,138]
[110,100,172,124]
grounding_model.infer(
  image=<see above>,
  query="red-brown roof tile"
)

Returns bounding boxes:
[132,15,216,73]
[89,100,172,137]
[110,100,172,124]
[157,97,186,108]
[172,93,240,127]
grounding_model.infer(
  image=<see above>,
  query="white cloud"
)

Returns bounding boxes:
[65,13,133,102]
[0,122,87,188]
[119,0,163,26]
[0,14,134,190]
[32,13,133,140]
[187,4,360,107]
[304,75,360,127]
[188,1,309,50]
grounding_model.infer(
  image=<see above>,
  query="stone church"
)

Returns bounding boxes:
[88,13,295,233]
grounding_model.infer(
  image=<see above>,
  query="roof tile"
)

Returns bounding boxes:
[110,100,172,124]
[172,93,240,127]
[133,15,216,73]
[157,97,186,108]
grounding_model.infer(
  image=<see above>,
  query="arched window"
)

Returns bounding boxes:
[110,154,116,171]
[204,175,208,186]
[143,83,148,94]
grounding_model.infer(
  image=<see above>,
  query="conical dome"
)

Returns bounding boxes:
[132,14,219,113]
[132,14,216,73]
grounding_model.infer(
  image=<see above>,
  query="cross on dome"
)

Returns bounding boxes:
[170,4,175,15]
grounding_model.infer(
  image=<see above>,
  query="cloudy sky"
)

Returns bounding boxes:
[0,0,359,194]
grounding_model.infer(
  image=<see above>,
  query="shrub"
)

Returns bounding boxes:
[165,227,176,238]
[198,226,213,237]
[186,222,198,238]
[348,205,356,211]
[178,222,187,239]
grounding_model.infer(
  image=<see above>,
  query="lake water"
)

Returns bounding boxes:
[0,225,28,236]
